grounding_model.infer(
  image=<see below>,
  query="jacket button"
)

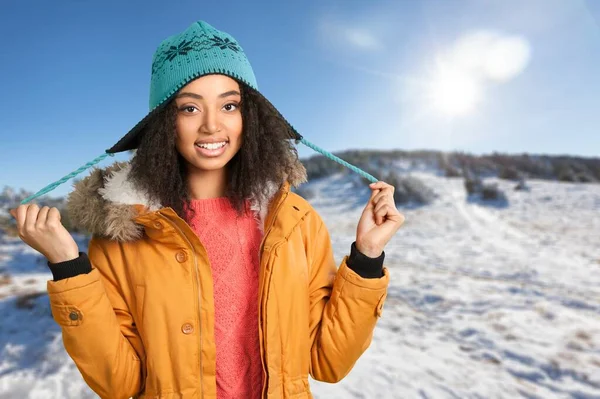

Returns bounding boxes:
[376,293,387,318]
[175,251,187,263]
[69,311,79,321]
[181,323,194,334]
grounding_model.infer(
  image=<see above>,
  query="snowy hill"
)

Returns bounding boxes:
[1,170,599,398]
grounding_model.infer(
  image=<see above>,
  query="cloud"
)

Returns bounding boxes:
[451,30,531,83]
[343,28,380,50]
[318,19,382,51]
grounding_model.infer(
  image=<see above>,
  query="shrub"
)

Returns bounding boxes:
[514,178,530,191]
[499,166,521,181]
[15,291,46,310]
[575,172,597,183]
[464,175,507,203]
[438,154,462,177]
[557,166,577,182]
[444,165,462,177]
[481,183,506,201]
[301,155,345,180]
[384,172,436,205]
[464,175,483,196]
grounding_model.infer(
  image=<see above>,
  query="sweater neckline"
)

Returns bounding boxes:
[187,196,234,213]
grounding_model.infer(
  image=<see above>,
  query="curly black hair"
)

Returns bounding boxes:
[127,81,303,222]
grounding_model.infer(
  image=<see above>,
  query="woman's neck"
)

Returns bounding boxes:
[186,167,229,199]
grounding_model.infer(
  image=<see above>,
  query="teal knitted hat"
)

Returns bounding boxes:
[107,20,297,153]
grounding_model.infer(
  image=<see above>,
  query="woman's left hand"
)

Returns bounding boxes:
[355,181,405,258]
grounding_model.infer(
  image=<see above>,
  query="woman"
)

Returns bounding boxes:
[10,20,404,399]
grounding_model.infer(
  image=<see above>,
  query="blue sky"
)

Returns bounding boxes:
[1,0,598,198]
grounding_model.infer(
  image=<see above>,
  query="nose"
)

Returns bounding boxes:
[200,107,221,133]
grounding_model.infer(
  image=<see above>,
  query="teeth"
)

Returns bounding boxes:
[196,142,227,150]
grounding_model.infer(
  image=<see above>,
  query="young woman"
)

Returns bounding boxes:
[10,20,404,399]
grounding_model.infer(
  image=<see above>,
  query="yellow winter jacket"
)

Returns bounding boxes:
[46,161,390,398]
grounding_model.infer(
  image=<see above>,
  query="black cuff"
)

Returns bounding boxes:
[47,252,92,281]
[346,241,384,278]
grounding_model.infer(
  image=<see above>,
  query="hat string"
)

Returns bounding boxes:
[296,137,378,183]
[20,138,378,205]
[20,152,116,204]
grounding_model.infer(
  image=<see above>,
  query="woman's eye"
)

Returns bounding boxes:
[181,106,198,113]
[223,103,239,112]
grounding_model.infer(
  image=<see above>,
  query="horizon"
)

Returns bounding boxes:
[2,148,597,203]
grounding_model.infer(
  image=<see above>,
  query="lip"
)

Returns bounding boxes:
[195,139,229,144]
[195,141,228,157]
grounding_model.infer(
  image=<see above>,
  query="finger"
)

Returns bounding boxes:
[383,205,405,225]
[376,198,403,219]
[369,181,386,187]
[372,188,393,205]
[392,211,406,226]
[47,207,62,228]
[36,206,51,228]
[25,204,40,233]
[377,205,406,231]
[372,193,395,215]
[370,187,380,198]
[15,205,29,232]
[374,199,389,214]
[365,188,380,210]
[374,204,390,225]
[370,181,395,193]
[379,212,405,237]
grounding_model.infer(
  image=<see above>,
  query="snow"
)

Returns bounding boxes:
[1,173,599,398]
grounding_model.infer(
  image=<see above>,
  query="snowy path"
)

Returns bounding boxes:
[309,174,600,399]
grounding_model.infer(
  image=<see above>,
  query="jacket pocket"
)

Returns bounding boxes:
[135,284,145,328]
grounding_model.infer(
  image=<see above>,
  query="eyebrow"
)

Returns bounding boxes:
[176,90,241,100]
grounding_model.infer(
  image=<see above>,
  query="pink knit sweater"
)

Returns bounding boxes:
[185,197,264,399]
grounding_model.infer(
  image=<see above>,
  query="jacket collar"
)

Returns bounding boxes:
[66,159,306,243]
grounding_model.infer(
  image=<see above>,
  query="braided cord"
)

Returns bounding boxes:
[20,152,115,205]
[298,137,378,183]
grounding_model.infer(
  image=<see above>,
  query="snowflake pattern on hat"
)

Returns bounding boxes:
[152,34,241,74]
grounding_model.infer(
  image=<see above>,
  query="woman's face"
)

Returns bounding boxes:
[174,74,243,173]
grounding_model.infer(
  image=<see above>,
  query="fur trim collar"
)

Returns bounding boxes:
[66,159,307,242]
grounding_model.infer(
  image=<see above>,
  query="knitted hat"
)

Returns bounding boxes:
[107,20,300,153]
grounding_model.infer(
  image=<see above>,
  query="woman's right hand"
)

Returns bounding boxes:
[9,204,80,264]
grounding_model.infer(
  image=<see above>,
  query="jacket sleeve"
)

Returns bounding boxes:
[46,236,146,399]
[308,216,390,383]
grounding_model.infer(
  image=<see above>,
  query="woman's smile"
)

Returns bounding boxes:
[194,141,229,157]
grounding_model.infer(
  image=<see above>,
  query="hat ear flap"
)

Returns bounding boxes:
[106,96,176,154]
[239,82,301,142]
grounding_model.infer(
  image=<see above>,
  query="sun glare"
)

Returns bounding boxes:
[406,31,530,119]
[428,66,481,117]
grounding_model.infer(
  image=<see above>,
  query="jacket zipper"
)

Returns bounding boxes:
[258,247,270,399]
[159,213,205,398]
[258,191,289,398]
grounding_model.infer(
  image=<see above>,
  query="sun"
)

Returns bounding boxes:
[427,64,482,117]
